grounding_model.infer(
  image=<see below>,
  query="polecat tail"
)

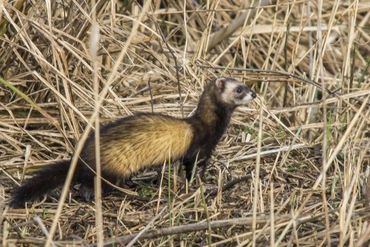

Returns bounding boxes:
[9,160,73,208]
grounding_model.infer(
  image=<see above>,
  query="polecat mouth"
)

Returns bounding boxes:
[237,91,256,105]
[251,91,257,99]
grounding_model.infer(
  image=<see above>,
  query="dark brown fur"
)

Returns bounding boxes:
[9,78,256,208]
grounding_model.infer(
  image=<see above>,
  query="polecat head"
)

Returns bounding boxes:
[213,77,256,107]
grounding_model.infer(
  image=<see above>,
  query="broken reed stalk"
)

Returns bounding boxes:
[89,209,342,247]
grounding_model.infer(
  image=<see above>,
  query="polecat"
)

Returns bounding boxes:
[9,77,256,208]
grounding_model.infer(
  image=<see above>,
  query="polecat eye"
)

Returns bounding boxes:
[235,86,243,94]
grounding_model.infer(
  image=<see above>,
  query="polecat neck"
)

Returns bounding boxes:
[191,89,235,141]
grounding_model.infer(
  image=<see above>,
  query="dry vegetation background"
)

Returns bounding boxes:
[0,0,370,246]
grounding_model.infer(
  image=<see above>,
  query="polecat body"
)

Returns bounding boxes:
[10,77,256,208]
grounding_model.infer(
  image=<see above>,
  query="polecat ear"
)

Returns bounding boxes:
[215,77,226,91]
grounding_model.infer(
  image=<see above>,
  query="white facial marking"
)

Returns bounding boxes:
[220,81,238,104]
[219,79,255,106]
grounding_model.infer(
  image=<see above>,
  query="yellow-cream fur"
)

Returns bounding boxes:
[96,114,193,176]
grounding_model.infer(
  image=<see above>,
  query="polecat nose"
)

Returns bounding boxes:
[251,91,257,98]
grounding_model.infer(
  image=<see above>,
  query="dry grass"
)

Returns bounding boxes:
[1,0,370,246]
